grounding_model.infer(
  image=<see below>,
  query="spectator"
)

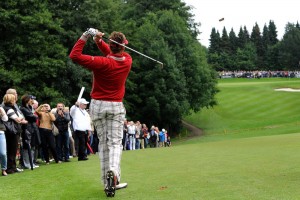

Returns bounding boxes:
[36,103,59,164]
[0,105,8,176]
[141,124,148,149]
[3,94,27,174]
[20,95,40,169]
[5,88,25,170]
[164,130,168,147]
[167,136,172,147]
[122,119,128,151]
[127,121,136,150]
[159,129,166,147]
[32,99,41,165]
[70,98,92,161]
[149,126,157,148]
[135,121,141,150]
[53,103,71,162]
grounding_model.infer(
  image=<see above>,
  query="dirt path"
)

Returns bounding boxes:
[181,120,204,138]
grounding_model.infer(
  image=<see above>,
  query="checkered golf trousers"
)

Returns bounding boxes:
[90,99,126,185]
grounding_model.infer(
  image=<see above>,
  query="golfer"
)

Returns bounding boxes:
[69,28,132,197]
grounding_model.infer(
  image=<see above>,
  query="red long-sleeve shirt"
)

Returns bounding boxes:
[69,38,132,102]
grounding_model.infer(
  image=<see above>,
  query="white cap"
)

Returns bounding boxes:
[79,98,89,104]
[162,129,165,132]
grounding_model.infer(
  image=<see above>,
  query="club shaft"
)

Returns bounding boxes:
[104,36,163,66]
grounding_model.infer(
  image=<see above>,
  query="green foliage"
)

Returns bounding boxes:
[278,23,300,69]
[0,0,67,104]
[0,0,218,134]
[235,43,257,70]
[208,20,299,70]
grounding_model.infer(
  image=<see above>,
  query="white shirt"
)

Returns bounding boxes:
[70,105,92,132]
[127,124,136,135]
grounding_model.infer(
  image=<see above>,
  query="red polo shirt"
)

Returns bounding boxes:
[69,39,132,102]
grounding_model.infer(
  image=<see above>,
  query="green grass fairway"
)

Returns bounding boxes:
[185,78,300,140]
[2,78,300,199]
[1,133,300,199]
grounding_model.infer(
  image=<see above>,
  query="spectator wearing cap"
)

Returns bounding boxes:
[70,98,92,161]
[36,103,59,164]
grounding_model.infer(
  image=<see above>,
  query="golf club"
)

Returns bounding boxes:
[102,35,164,67]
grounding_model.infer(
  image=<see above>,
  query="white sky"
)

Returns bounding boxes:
[184,0,300,47]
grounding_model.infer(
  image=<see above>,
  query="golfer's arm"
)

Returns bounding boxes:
[96,40,110,56]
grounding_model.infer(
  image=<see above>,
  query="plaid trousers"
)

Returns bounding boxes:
[90,99,126,185]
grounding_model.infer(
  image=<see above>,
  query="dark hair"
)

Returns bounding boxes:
[21,95,31,107]
[109,31,127,54]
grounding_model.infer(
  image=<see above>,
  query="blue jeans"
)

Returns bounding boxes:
[135,138,140,149]
[0,133,7,170]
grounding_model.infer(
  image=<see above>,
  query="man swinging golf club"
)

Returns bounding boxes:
[70,28,131,197]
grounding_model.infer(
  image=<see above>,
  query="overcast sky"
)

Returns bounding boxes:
[184,0,300,47]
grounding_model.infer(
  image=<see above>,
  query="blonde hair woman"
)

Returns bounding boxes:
[2,94,27,174]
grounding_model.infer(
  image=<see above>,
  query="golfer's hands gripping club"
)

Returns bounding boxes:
[93,31,105,43]
[83,28,98,38]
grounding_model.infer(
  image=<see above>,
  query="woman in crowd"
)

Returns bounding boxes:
[36,103,59,164]
[2,94,27,174]
[20,95,40,169]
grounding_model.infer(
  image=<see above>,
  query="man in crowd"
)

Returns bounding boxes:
[70,98,91,161]
[54,103,71,162]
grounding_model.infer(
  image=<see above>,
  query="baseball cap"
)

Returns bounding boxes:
[79,98,89,104]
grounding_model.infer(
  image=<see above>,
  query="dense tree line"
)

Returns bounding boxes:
[208,21,300,71]
[0,0,218,133]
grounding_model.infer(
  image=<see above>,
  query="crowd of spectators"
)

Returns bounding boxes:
[0,88,171,177]
[218,71,300,79]
[122,120,171,151]
[0,88,96,176]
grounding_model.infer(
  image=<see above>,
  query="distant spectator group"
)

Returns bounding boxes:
[219,70,300,79]
[122,120,171,151]
[0,88,171,177]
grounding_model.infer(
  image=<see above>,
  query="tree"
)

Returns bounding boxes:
[119,1,218,131]
[220,27,230,53]
[235,43,257,70]
[250,23,263,67]
[229,28,238,53]
[278,23,300,69]
[268,20,278,45]
[0,0,67,103]
[209,28,221,54]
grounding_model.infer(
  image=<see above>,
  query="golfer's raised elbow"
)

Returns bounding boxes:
[69,52,79,62]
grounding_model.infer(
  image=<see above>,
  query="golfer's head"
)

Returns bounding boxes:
[109,31,128,54]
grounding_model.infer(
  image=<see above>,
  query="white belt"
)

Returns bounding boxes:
[0,131,4,134]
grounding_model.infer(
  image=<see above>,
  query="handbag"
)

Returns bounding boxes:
[0,120,6,131]
[3,119,22,135]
